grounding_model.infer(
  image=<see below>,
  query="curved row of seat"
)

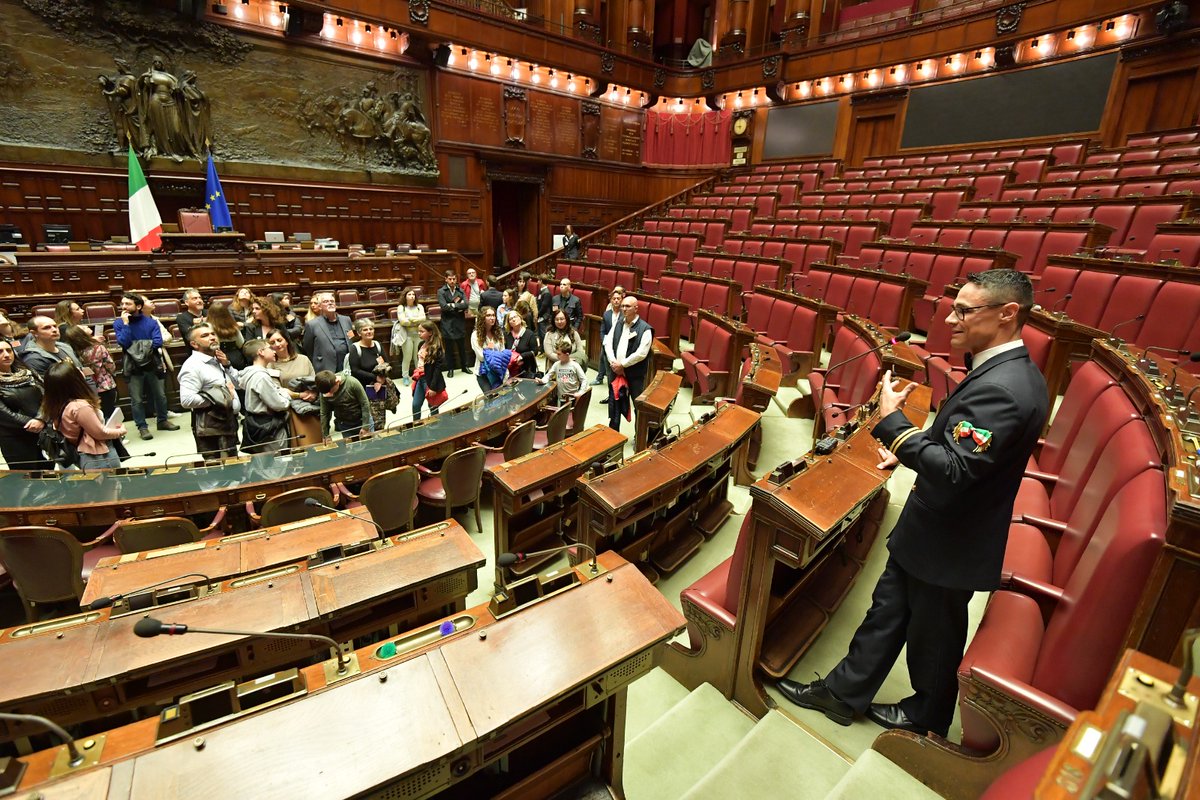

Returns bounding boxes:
[858,140,1087,169]
[958,360,1168,752]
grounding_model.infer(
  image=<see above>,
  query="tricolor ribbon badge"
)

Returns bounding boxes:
[952,420,992,452]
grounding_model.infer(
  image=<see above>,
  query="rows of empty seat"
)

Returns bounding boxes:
[747,219,881,259]
[554,260,641,293]
[903,220,1107,274]
[954,196,1195,247]
[777,202,927,239]
[656,272,741,336]
[800,265,920,331]
[743,287,826,382]
[681,311,745,402]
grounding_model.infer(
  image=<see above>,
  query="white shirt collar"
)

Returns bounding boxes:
[972,339,1024,371]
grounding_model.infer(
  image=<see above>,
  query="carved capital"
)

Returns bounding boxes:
[581,100,601,116]
[503,85,527,100]
[762,54,781,79]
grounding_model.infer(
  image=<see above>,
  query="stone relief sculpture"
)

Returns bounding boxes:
[98,58,143,152]
[98,57,210,160]
[298,75,437,174]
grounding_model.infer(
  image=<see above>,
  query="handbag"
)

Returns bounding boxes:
[425,387,449,408]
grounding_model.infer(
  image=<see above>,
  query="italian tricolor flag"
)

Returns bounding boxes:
[128,145,162,251]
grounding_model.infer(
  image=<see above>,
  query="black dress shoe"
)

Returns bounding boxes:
[866,703,928,735]
[775,678,854,726]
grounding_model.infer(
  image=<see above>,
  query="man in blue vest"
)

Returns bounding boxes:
[603,294,653,433]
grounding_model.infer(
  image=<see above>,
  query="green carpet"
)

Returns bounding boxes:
[826,749,941,799]
[679,710,852,800]
[626,666,691,741]
[624,682,756,800]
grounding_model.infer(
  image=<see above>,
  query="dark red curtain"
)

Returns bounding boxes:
[642,110,732,167]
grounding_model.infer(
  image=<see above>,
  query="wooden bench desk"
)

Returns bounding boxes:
[0,520,483,741]
[634,370,682,450]
[488,425,626,584]
[81,512,379,608]
[578,403,760,583]
[6,552,685,800]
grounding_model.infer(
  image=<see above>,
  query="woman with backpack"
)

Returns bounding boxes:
[41,361,126,470]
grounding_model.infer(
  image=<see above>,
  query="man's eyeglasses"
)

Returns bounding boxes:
[951,302,1003,321]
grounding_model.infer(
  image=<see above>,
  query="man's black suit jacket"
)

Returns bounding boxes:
[872,346,1048,591]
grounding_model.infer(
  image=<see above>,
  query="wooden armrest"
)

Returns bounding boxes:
[82,520,121,549]
[244,500,262,524]
[1019,513,1067,534]
[196,506,228,536]
[415,464,435,477]
[333,482,358,503]
[1022,469,1058,486]
[998,574,1064,623]
[967,664,1079,728]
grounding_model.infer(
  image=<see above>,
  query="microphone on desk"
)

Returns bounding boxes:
[1151,246,1181,264]
[498,541,599,575]
[1164,627,1199,710]
[1050,292,1072,314]
[822,331,912,378]
[0,711,84,768]
[86,572,213,611]
[1107,314,1146,347]
[302,497,385,539]
[133,617,353,676]
[383,388,473,431]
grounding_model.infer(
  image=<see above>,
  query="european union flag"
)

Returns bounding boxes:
[205,153,233,232]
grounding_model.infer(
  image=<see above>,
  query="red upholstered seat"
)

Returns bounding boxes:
[844,278,877,318]
[1014,385,1139,521]
[960,470,1167,752]
[1029,361,1114,475]
[1062,271,1119,327]
[1135,280,1200,355]
[682,515,756,630]
[824,273,854,309]
[1096,275,1162,338]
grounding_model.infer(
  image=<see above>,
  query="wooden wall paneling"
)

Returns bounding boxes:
[1099,40,1200,147]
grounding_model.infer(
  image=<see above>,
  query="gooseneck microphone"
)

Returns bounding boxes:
[303,497,385,539]
[822,331,912,378]
[0,711,83,767]
[133,617,351,675]
[1051,292,1073,313]
[86,572,213,611]
[498,541,599,575]
[1107,314,1146,346]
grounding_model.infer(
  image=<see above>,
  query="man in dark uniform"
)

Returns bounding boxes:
[777,269,1049,738]
[437,269,469,376]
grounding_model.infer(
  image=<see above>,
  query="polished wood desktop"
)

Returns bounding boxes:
[81,512,378,607]
[0,381,552,534]
[7,552,686,800]
[634,370,682,450]
[0,520,483,741]
[578,403,760,583]
[487,425,626,582]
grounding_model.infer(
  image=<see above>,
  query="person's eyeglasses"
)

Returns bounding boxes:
[951,303,1003,321]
